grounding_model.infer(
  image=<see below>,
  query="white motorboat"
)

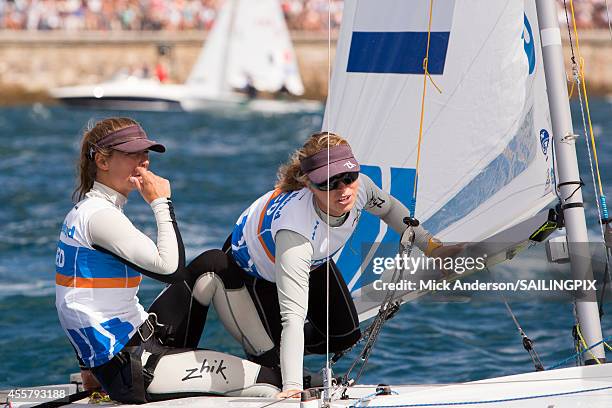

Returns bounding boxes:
[50,73,186,112]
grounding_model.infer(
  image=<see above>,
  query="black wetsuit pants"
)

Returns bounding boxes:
[148,242,362,367]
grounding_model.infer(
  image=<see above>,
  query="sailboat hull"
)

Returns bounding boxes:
[181,94,322,114]
[4,364,612,407]
[57,96,183,112]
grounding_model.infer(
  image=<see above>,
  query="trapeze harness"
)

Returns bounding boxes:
[55,182,281,403]
[149,174,439,392]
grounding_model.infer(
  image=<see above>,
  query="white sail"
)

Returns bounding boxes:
[185,0,234,96]
[186,0,304,97]
[323,0,557,317]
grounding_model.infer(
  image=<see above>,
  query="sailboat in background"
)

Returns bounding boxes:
[181,0,319,112]
[50,0,321,113]
[14,0,612,407]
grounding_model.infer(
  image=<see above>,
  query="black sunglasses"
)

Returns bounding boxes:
[312,172,359,191]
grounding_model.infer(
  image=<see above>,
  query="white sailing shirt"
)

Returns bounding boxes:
[55,182,181,368]
[231,181,368,282]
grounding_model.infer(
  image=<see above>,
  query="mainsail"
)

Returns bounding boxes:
[323,0,557,320]
[186,0,304,96]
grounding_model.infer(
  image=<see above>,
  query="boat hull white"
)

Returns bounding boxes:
[50,79,187,112]
[56,96,183,112]
[5,364,611,407]
[181,93,322,114]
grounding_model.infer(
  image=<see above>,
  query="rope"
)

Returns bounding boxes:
[570,54,605,235]
[599,255,610,317]
[87,392,111,404]
[575,325,602,364]
[338,229,415,388]
[352,389,398,408]
[324,0,332,400]
[564,0,612,320]
[339,289,612,404]
[547,334,612,370]
[566,0,605,200]
[562,0,577,98]
[413,0,442,209]
[485,269,544,371]
[502,299,544,371]
[571,305,584,366]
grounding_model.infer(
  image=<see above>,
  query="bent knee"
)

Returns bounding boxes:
[186,249,244,289]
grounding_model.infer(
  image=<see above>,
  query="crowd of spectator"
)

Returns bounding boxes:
[557,0,611,29]
[0,0,609,31]
[0,0,221,30]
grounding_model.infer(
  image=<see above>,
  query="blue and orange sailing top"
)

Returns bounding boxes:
[230,182,369,282]
[55,182,182,368]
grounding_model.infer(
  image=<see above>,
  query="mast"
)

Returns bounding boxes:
[535,0,606,363]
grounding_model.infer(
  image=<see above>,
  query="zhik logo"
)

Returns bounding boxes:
[182,359,229,383]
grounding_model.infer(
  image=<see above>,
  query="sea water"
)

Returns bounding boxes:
[0,101,611,388]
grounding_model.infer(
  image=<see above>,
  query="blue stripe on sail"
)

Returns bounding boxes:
[347,31,450,74]
[523,14,536,75]
[353,167,416,290]
[337,165,382,286]
[424,107,537,235]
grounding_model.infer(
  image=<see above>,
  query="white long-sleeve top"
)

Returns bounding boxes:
[55,182,184,367]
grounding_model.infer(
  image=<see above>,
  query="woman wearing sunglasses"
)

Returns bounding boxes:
[149,132,460,399]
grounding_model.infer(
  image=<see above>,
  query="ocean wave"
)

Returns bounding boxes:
[0,280,55,299]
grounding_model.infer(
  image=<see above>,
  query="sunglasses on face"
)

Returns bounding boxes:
[312,172,359,191]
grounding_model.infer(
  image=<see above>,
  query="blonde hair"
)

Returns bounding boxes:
[72,117,140,202]
[275,131,349,192]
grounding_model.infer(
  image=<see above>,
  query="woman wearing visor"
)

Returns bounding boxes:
[149,131,462,398]
[55,118,281,404]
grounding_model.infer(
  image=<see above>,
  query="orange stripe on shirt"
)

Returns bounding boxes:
[257,189,282,263]
[56,274,142,288]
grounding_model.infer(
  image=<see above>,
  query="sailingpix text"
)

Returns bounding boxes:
[372,254,486,275]
[372,279,598,292]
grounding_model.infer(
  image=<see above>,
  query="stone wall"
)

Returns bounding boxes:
[0,30,610,105]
